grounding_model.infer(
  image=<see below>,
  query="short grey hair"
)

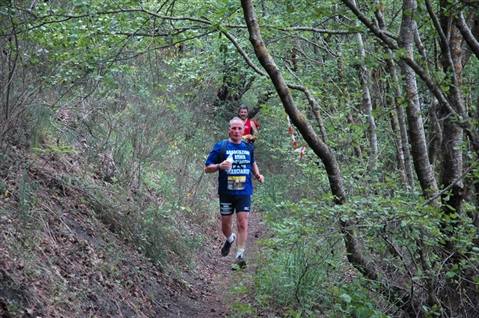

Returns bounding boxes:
[229,117,244,127]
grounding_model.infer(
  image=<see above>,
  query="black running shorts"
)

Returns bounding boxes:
[219,194,251,216]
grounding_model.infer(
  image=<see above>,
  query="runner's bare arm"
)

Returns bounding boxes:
[251,121,258,134]
[204,161,232,174]
[251,162,264,183]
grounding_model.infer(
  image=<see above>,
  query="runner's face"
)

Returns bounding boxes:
[238,109,248,120]
[228,120,244,143]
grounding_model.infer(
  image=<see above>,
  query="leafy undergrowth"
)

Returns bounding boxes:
[0,145,232,317]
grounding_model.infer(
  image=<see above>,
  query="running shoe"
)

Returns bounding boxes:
[232,256,247,270]
[221,233,236,256]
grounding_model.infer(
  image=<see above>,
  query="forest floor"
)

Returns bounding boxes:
[180,210,271,317]
[0,148,276,317]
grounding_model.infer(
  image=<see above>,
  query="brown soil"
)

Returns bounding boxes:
[0,149,270,317]
[187,211,267,317]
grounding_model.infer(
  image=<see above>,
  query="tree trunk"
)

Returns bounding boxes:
[427,99,442,166]
[240,0,347,204]
[374,1,415,187]
[352,0,377,170]
[338,52,362,157]
[240,0,420,315]
[398,0,438,199]
[436,0,465,216]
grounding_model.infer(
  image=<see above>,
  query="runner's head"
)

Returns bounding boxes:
[228,117,245,143]
[238,105,249,121]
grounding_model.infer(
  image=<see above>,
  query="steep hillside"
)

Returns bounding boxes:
[0,146,230,317]
[0,141,273,318]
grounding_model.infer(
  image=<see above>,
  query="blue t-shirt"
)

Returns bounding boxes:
[205,140,255,195]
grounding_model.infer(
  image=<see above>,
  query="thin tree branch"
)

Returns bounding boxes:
[455,6,479,60]
[220,30,268,78]
[340,0,462,122]
[423,165,473,206]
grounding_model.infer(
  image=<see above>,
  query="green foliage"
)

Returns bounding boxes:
[32,144,77,156]
[251,194,389,316]
[18,169,38,230]
[2,0,479,316]
[5,300,22,317]
[252,156,479,315]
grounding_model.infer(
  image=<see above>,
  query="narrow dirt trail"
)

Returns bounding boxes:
[188,211,267,317]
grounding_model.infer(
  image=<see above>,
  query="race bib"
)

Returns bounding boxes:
[227,176,246,191]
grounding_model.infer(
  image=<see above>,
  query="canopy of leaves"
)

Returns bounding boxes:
[1,0,479,317]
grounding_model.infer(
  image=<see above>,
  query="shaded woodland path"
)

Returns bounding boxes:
[0,150,273,317]
[181,210,268,317]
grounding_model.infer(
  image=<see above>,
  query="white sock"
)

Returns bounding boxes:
[236,248,245,259]
[227,233,236,243]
